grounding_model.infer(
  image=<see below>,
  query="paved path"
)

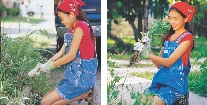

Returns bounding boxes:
[108,59,207,105]
[1,15,55,38]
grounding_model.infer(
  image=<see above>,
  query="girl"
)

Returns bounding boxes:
[28,0,98,105]
[139,2,196,105]
[19,1,29,21]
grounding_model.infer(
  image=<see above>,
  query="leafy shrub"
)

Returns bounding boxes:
[6,8,20,16]
[0,33,54,104]
[188,41,207,97]
[0,2,7,17]
[1,2,20,17]
[107,69,121,105]
[148,19,171,48]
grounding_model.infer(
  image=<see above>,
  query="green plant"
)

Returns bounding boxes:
[187,39,207,97]
[6,8,20,16]
[0,32,54,104]
[107,69,122,105]
[130,89,154,105]
[107,54,154,105]
[148,19,171,47]
[1,2,7,17]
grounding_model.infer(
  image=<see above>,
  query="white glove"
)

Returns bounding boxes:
[134,42,144,51]
[28,63,44,77]
[41,60,55,72]
[141,36,151,48]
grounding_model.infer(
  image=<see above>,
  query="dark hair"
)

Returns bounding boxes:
[56,6,96,41]
[162,7,194,50]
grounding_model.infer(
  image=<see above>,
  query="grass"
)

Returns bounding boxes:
[130,71,155,80]
[1,16,46,24]
[121,63,155,68]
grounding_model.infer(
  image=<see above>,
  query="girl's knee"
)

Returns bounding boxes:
[41,97,51,105]
[152,96,165,105]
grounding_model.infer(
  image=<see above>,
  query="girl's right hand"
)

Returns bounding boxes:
[28,63,43,77]
[134,42,144,51]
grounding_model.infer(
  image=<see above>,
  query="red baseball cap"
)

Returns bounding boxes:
[57,0,86,16]
[171,2,196,22]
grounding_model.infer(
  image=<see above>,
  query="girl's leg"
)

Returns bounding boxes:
[41,90,88,105]
[151,96,165,105]
[141,94,153,105]
[52,93,88,105]
[43,86,57,98]
[41,90,63,105]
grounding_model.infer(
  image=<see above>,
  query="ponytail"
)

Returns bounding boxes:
[77,6,96,41]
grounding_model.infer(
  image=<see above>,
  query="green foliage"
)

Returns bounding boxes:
[5,8,20,16]
[189,0,207,38]
[150,0,169,19]
[0,33,54,104]
[188,69,207,97]
[148,19,171,47]
[0,2,7,17]
[107,54,154,104]
[188,41,207,97]
[1,2,20,17]
[130,89,154,105]
[107,68,121,105]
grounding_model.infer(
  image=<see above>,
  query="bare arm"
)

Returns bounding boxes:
[151,48,163,69]
[149,40,191,67]
[50,44,66,61]
[53,27,83,67]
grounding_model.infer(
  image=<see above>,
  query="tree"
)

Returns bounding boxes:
[143,0,149,32]
[189,0,207,38]
[107,0,170,51]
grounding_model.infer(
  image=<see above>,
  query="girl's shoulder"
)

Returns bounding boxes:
[74,21,90,34]
[181,31,193,39]
[74,21,89,29]
[179,32,194,44]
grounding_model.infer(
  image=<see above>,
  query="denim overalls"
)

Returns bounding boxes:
[145,32,191,105]
[55,29,98,102]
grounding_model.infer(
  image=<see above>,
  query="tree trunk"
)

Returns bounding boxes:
[143,0,149,33]
[138,12,143,40]
[126,16,140,42]
[107,31,133,51]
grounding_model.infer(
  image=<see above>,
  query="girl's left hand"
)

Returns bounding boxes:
[141,35,151,48]
[140,47,151,59]
[42,60,55,72]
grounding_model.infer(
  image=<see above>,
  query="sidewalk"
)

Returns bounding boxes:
[1,15,55,38]
[108,59,207,105]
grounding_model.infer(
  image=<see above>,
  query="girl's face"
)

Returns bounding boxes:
[58,12,76,29]
[168,10,187,31]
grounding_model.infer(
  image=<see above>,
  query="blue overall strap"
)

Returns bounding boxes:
[175,32,191,43]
